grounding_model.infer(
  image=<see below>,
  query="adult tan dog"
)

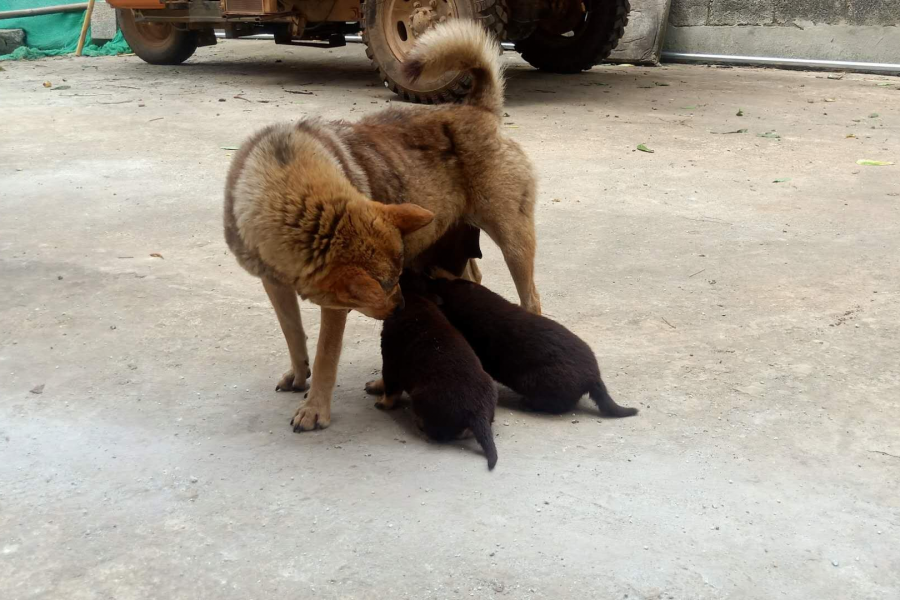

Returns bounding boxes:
[223,20,540,432]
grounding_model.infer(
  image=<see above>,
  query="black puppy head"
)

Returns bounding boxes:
[399,270,443,306]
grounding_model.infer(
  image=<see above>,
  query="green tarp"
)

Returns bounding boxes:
[0,0,131,60]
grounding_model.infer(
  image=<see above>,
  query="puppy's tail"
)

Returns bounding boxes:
[402,19,505,117]
[589,380,639,418]
[470,415,498,470]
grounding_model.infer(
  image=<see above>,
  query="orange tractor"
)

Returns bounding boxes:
[109,0,630,102]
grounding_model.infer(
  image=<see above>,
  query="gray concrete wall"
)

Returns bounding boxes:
[664,0,900,63]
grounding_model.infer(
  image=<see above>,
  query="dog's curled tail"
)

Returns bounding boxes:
[470,416,498,470]
[589,380,639,418]
[402,19,505,117]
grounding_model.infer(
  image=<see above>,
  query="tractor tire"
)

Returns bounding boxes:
[362,0,509,103]
[515,0,629,73]
[117,9,199,65]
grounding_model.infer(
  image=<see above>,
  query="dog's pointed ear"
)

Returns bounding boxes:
[383,203,434,236]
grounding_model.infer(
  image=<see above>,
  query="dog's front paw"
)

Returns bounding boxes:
[290,398,330,432]
[276,368,311,392]
[364,378,385,395]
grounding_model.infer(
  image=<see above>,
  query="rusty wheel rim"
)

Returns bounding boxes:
[382,0,459,61]
[134,21,177,48]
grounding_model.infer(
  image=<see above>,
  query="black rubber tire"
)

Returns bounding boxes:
[117,9,199,65]
[362,0,509,103]
[514,0,630,73]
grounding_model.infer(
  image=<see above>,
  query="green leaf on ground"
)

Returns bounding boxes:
[757,131,781,139]
[221,146,240,150]
[736,109,744,117]
[637,144,654,153]
[654,82,670,87]
[876,83,891,87]
[52,85,71,91]
[856,159,894,166]
[869,113,880,118]
[773,178,791,183]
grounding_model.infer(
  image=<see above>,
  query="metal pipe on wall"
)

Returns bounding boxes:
[661,51,900,75]
[0,3,89,19]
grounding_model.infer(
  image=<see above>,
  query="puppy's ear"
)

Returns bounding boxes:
[463,227,483,259]
[382,203,434,236]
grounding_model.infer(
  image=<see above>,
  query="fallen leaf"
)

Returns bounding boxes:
[824,98,836,102]
[876,82,891,87]
[43,81,52,88]
[52,85,72,91]
[653,82,670,87]
[150,253,164,259]
[715,129,748,134]
[757,131,781,139]
[773,178,791,183]
[846,134,856,139]
[869,113,879,118]
[736,109,744,117]
[221,146,239,150]
[856,159,894,166]
[30,384,45,394]
[637,144,654,153]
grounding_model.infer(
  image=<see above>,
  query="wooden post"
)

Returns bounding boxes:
[75,0,96,57]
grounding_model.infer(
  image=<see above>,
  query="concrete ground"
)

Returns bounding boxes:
[1,41,899,600]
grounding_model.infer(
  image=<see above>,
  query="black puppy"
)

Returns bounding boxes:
[368,272,499,470]
[427,274,638,418]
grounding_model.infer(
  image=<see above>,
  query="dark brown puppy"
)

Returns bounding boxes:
[375,273,498,470]
[428,276,638,418]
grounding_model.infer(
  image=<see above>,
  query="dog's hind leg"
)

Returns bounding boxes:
[291,307,347,432]
[263,278,310,392]
[481,215,541,315]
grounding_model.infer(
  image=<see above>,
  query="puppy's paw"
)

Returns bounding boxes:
[365,378,385,395]
[276,368,311,392]
[375,392,398,410]
[290,399,330,432]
